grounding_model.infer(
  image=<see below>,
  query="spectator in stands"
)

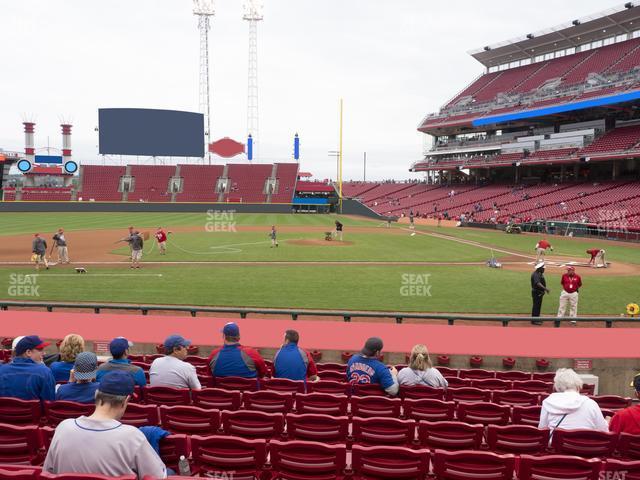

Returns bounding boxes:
[531,262,550,324]
[149,334,201,389]
[96,337,146,387]
[50,333,85,382]
[273,329,319,382]
[557,266,582,324]
[43,371,167,479]
[347,337,399,396]
[539,368,607,433]
[56,352,100,403]
[208,322,268,379]
[609,373,640,435]
[0,335,55,401]
[398,344,448,388]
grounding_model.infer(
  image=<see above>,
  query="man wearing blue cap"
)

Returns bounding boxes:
[56,352,100,403]
[43,370,167,479]
[208,322,268,379]
[0,335,55,401]
[96,337,146,387]
[149,334,201,389]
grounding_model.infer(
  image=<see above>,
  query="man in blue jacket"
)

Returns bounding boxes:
[96,337,146,387]
[208,322,268,379]
[273,330,319,382]
[0,335,55,401]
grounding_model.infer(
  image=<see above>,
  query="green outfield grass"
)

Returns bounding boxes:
[1,212,638,315]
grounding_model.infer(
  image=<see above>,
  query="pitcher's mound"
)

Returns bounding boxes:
[288,239,354,247]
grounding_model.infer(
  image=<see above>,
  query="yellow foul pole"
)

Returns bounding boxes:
[339,98,343,214]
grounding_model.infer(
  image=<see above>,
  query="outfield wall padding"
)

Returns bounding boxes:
[0,202,294,213]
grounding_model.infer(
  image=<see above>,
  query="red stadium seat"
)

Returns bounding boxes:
[220,410,285,439]
[158,405,220,435]
[618,432,640,459]
[511,405,542,426]
[443,377,472,388]
[130,361,151,371]
[518,454,601,480]
[492,389,539,407]
[456,402,511,426]
[604,459,640,480]
[126,354,145,362]
[143,386,191,406]
[471,379,512,391]
[307,380,350,395]
[185,355,209,366]
[0,398,42,426]
[352,416,416,447]
[351,445,430,479]
[44,401,93,427]
[417,421,484,450]
[445,387,492,403]
[552,428,618,458]
[591,395,633,410]
[486,425,550,455]
[398,385,445,400]
[120,403,159,427]
[41,425,55,451]
[212,376,259,392]
[459,369,496,380]
[158,434,189,471]
[285,413,349,443]
[402,398,456,422]
[351,383,388,397]
[315,363,345,373]
[191,388,242,410]
[512,380,554,394]
[580,384,596,396]
[0,465,42,479]
[496,370,532,381]
[295,393,349,416]
[242,390,295,414]
[269,439,347,480]
[316,370,347,382]
[531,372,556,382]
[351,396,402,418]
[190,435,267,479]
[0,423,43,465]
[260,378,306,394]
[432,449,516,480]
[436,367,458,377]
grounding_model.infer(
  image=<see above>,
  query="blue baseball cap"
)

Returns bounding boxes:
[109,337,133,357]
[164,334,191,351]
[98,371,135,396]
[221,322,240,337]
[15,335,50,356]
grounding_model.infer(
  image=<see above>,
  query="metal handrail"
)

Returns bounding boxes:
[0,300,628,328]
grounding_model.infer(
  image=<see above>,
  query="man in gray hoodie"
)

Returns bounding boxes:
[32,233,48,271]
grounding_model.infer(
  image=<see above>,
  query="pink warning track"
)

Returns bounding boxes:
[2,310,640,358]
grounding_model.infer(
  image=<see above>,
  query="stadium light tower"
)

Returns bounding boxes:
[243,0,263,161]
[193,0,215,164]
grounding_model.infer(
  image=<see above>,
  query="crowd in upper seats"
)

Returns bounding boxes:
[0,326,638,478]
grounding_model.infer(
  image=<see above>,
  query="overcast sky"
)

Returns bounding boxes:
[0,0,620,180]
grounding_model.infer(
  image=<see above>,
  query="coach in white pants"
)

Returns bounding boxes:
[557,266,582,324]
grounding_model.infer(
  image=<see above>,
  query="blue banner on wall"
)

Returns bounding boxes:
[35,155,63,164]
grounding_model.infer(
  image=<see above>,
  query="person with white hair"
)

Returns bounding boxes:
[539,368,608,433]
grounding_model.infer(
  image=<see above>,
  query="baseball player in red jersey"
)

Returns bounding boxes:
[586,248,606,268]
[535,238,553,263]
[155,227,171,255]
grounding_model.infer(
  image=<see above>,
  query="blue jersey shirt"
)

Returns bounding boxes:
[50,361,74,383]
[273,343,310,381]
[96,358,147,387]
[0,357,56,401]
[56,382,100,403]
[208,343,266,379]
[347,354,394,389]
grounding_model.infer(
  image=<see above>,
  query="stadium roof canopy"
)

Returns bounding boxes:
[469,3,640,68]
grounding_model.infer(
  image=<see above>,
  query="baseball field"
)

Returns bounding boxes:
[0,212,639,316]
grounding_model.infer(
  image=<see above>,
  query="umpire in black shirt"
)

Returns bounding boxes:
[531,262,550,324]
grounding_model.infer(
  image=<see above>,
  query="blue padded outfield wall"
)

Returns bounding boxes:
[473,89,640,127]
[98,108,204,157]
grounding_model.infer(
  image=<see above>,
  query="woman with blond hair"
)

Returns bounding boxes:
[397,344,448,388]
[50,334,85,382]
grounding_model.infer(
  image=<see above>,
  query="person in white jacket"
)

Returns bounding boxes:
[397,344,448,388]
[539,368,608,433]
